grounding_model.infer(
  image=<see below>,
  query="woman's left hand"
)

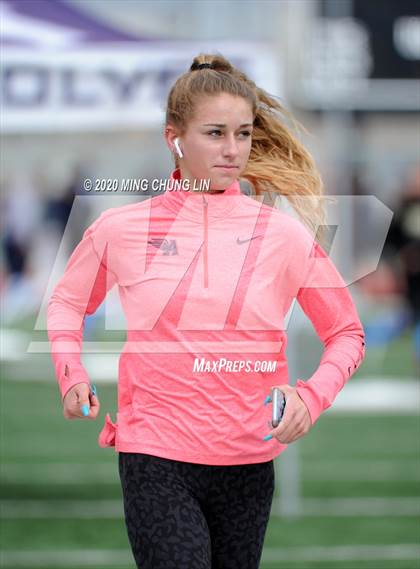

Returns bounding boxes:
[264,385,312,444]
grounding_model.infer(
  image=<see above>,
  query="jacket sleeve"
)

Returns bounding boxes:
[293,236,366,426]
[47,213,118,401]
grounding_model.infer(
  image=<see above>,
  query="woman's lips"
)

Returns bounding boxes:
[215,165,239,170]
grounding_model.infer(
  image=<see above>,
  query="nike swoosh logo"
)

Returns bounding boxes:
[236,235,262,245]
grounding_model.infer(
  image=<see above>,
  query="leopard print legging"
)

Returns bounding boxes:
[118,452,275,569]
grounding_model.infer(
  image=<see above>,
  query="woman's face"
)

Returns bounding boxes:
[168,93,254,192]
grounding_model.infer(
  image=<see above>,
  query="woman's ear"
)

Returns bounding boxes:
[164,126,183,159]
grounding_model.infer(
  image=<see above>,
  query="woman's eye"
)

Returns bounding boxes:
[207,130,252,137]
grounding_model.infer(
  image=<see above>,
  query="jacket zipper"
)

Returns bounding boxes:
[203,194,208,288]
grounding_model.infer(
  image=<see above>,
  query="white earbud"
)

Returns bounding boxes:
[173,137,184,159]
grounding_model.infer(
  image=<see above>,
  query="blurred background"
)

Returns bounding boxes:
[0,1,419,568]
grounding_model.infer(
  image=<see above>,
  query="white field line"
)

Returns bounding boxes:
[0,462,119,484]
[1,544,420,567]
[292,497,420,517]
[262,544,420,563]
[0,549,132,568]
[1,497,419,519]
[0,500,124,519]
[2,459,419,484]
[331,378,420,412]
[301,459,420,482]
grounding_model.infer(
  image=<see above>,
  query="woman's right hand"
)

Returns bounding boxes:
[63,382,100,420]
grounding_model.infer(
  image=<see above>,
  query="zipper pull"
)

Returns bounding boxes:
[202,193,209,289]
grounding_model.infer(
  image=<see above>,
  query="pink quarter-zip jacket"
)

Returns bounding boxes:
[47,168,365,465]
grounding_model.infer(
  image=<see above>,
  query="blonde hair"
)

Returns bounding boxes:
[165,52,328,247]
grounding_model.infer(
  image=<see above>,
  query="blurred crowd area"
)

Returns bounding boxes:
[356,165,419,363]
[0,167,92,324]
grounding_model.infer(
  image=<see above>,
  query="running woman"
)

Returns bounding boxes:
[47,53,366,569]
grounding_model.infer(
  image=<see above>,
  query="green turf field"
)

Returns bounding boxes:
[1,375,419,569]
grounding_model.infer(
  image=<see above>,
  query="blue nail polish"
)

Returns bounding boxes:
[263,434,273,441]
[82,404,89,416]
[91,384,97,397]
[263,395,272,406]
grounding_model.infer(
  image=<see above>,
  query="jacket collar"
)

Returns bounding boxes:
[161,168,242,222]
